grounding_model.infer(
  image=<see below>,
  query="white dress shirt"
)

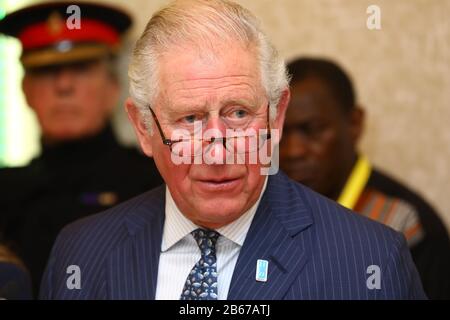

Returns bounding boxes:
[155,178,268,300]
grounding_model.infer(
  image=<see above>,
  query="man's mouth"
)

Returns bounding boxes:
[195,177,242,192]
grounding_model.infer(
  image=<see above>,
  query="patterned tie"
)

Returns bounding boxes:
[180,228,220,300]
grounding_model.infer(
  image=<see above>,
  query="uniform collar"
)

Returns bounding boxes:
[39,124,118,165]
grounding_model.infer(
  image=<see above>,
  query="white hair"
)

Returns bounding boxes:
[128,0,290,130]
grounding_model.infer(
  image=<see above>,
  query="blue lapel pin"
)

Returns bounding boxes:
[256,259,269,282]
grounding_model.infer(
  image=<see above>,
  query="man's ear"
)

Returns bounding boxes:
[349,106,365,145]
[22,75,35,111]
[104,78,120,116]
[125,98,153,157]
[272,88,290,144]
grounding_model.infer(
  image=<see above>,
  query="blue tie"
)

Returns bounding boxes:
[180,228,220,300]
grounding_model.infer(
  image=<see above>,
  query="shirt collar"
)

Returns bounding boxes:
[161,177,268,251]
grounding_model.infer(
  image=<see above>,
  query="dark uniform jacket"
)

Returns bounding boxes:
[365,168,450,299]
[0,125,163,296]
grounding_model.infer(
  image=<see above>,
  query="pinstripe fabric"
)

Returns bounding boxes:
[155,181,265,300]
[40,187,165,299]
[40,172,426,299]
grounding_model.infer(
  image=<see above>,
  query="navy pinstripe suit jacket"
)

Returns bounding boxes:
[40,172,426,299]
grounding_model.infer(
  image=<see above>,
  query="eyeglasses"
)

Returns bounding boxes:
[147,104,272,157]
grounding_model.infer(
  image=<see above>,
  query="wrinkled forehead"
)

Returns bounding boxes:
[155,41,265,110]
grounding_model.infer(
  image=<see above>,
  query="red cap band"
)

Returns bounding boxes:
[19,18,120,50]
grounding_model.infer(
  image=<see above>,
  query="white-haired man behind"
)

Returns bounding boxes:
[40,0,425,300]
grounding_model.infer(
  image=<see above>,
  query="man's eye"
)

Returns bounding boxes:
[182,115,197,123]
[297,123,325,136]
[230,109,249,119]
[72,63,92,73]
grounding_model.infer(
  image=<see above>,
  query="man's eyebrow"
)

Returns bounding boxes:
[161,96,261,117]
[164,104,207,118]
[222,97,258,107]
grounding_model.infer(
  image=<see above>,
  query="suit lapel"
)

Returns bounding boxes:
[105,173,313,300]
[227,173,313,300]
[106,186,165,299]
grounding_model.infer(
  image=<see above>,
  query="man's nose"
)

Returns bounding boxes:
[204,116,227,133]
[203,116,229,146]
[280,131,309,158]
[202,117,231,164]
[53,68,75,93]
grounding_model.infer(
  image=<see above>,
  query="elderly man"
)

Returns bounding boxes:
[0,2,163,296]
[40,0,425,300]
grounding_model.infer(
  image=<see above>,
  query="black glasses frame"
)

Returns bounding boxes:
[147,104,272,154]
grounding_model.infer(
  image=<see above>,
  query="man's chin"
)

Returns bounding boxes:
[45,127,98,142]
[191,204,245,229]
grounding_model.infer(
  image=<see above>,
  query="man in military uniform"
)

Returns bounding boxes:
[0,2,163,296]
[279,57,450,299]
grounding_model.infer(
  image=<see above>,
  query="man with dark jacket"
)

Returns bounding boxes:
[0,2,163,296]
[280,57,450,299]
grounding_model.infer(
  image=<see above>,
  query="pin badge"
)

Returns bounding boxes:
[256,259,269,282]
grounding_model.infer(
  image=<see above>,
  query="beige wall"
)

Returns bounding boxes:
[86,0,450,232]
